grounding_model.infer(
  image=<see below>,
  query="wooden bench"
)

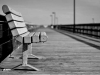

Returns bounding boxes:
[2,5,48,71]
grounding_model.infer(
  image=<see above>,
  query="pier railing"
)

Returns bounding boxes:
[53,23,100,38]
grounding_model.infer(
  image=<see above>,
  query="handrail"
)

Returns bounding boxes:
[53,23,100,38]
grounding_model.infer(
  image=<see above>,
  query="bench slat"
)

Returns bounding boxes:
[16,32,35,43]
[11,27,28,36]
[2,5,22,17]
[24,32,35,43]
[6,13,24,22]
[16,32,30,43]
[40,32,48,42]
[32,32,40,43]
[8,21,26,29]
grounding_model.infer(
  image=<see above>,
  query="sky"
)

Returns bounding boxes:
[0,0,100,25]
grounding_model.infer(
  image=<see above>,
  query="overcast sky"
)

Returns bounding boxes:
[0,0,100,25]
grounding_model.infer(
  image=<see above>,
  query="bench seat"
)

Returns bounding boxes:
[16,32,34,43]
[32,32,40,43]
[40,32,48,42]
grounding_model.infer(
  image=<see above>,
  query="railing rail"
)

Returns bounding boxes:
[53,23,100,38]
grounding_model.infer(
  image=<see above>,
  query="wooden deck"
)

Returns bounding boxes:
[0,28,100,75]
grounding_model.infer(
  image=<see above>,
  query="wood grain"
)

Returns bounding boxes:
[0,28,100,75]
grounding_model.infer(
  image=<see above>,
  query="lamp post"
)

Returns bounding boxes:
[56,17,58,25]
[92,18,95,23]
[52,12,56,25]
[73,0,75,33]
[50,15,53,25]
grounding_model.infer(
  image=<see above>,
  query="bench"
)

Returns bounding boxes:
[2,5,48,71]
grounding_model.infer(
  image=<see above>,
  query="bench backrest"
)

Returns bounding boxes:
[2,5,48,44]
[2,5,29,37]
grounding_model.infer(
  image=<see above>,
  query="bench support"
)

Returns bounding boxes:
[28,43,44,59]
[12,43,39,71]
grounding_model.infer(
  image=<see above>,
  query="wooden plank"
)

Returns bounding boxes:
[30,28,100,74]
[1,28,100,74]
[40,32,48,42]
[6,13,24,22]
[24,32,35,43]
[11,27,28,36]
[16,32,30,43]
[32,32,40,43]
[2,5,22,17]
[8,21,26,29]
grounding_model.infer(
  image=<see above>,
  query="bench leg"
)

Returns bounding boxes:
[12,43,39,71]
[22,50,28,66]
[28,43,44,59]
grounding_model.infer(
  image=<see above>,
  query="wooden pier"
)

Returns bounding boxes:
[0,27,100,75]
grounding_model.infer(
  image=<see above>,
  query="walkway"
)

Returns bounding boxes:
[0,28,100,75]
